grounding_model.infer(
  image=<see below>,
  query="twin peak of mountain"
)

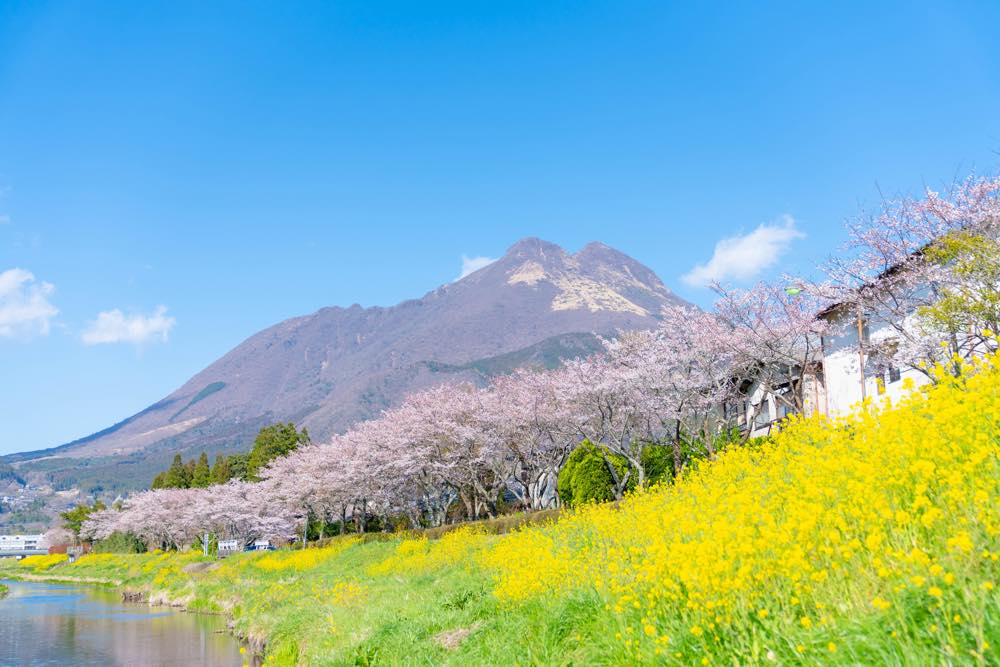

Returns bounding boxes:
[438,237,683,318]
[16,237,685,489]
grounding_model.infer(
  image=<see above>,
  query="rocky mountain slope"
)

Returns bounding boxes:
[8,238,687,493]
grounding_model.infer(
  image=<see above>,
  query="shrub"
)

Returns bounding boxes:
[93,531,146,554]
[557,440,634,507]
[639,444,673,485]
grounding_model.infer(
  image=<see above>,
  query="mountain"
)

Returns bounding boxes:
[7,238,688,494]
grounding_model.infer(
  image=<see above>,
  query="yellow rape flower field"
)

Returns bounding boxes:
[3,356,999,665]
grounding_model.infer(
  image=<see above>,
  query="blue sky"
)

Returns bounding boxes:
[1,1,999,455]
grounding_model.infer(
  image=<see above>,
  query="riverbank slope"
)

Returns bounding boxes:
[3,354,999,665]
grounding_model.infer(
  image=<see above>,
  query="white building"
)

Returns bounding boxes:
[739,286,935,438]
[816,302,931,417]
[0,534,45,552]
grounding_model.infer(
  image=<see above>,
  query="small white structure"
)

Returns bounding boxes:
[217,539,240,558]
[250,539,274,551]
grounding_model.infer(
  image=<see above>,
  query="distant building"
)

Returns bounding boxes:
[0,533,47,556]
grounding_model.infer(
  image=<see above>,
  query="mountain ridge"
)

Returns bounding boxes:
[7,238,687,493]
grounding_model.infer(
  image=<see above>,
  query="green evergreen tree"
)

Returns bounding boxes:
[163,453,191,488]
[246,423,310,481]
[210,454,232,485]
[191,452,211,488]
[227,453,249,481]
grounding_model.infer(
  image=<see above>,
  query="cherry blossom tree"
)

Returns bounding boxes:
[206,480,296,548]
[548,355,646,498]
[823,176,1000,375]
[712,281,830,419]
[604,303,743,471]
[483,368,574,510]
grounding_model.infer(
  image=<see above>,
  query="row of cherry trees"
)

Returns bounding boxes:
[81,176,999,549]
[82,293,825,548]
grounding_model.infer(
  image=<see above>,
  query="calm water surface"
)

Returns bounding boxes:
[0,580,245,666]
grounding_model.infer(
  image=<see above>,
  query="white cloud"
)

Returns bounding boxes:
[457,254,497,280]
[681,215,805,287]
[82,305,176,346]
[0,268,58,338]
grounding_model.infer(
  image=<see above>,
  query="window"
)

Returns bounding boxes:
[888,365,901,383]
[753,404,770,427]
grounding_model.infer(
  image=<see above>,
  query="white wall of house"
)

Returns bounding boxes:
[741,379,786,439]
[820,305,931,418]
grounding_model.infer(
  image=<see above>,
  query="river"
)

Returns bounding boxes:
[0,580,247,666]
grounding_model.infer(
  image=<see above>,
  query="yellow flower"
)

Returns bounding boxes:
[476,351,1000,660]
[827,643,837,653]
[946,532,975,553]
[872,596,891,610]
[644,624,656,637]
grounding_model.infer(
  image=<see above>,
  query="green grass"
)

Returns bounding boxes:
[0,538,555,665]
[0,529,625,666]
[1,512,997,666]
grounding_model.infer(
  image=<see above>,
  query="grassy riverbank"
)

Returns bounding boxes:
[3,356,1000,665]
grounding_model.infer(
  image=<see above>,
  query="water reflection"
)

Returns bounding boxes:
[0,580,245,666]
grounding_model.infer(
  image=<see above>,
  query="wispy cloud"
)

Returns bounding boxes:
[82,305,176,346]
[0,215,9,225]
[681,215,805,287]
[0,268,59,339]
[457,254,497,280]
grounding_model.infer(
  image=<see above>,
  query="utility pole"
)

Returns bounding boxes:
[856,306,867,401]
